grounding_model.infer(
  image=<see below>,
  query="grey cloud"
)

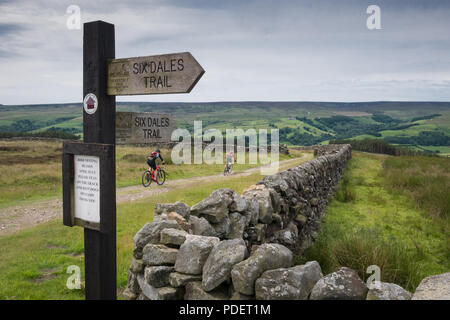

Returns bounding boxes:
[0,23,26,36]
[1,0,450,104]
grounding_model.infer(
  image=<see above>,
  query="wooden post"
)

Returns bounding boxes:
[83,20,116,300]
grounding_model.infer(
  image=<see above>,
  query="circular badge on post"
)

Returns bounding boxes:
[83,93,98,115]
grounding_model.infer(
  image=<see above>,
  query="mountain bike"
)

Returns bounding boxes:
[142,164,166,187]
[223,163,232,176]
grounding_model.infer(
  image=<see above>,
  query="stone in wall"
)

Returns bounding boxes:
[189,215,218,237]
[202,239,248,291]
[309,267,368,300]
[190,189,235,223]
[174,235,220,275]
[231,243,293,295]
[255,261,323,300]
[160,228,189,246]
[366,281,412,300]
[142,244,178,266]
[133,220,181,258]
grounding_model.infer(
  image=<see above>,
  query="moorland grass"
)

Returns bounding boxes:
[382,155,450,221]
[298,152,450,291]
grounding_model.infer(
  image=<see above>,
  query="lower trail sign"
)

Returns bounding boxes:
[62,20,204,300]
[116,111,177,144]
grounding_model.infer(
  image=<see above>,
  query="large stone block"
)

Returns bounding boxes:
[142,244,178,266]
[202,239,248,291]
[175,235,220,275]
[160,228,188,246]
[189,215,218,237]
[231,243,293,295]
[412,272,450,300]
[137,274,183,300]
[255,261,323,300]
[366,281,412,300]
[190,189,234,223]
[310,267,368,300]
[144,266,174,288]
[133,220,181,258]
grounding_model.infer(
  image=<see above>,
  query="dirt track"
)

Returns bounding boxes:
[0,157,306,237]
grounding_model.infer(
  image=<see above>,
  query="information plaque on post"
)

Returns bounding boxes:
[62,141,115,233]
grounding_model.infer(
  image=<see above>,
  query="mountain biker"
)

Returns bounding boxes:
[147,149,165,179]
[224,149,235,173]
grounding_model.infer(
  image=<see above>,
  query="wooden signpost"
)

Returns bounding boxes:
[62,20,204,300]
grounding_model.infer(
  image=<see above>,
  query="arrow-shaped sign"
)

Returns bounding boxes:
[107,52,204,96]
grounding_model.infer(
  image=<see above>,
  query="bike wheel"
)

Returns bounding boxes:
[142,170,152,187]
[156,169,166,185]
[223,167,228,176]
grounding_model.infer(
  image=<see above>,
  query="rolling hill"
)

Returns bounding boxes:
[1,101,449,155]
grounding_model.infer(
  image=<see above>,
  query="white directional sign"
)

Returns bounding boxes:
[107,52,204,95]
[74,155,100,223]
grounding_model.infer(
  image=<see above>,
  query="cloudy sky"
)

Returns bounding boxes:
[1,0,450,105]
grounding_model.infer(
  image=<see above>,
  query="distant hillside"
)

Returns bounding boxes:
[1,101,449,155]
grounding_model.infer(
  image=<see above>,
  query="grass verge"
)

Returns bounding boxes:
[297,152,450,291]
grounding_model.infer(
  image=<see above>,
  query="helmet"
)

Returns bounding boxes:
[155,149,161,153]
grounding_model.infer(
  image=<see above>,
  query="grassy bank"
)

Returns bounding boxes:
[298,152,450,291]
[0,140,299,209]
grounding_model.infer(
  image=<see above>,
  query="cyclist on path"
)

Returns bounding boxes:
[147,148,165,179]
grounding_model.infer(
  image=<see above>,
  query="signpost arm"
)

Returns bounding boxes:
[83,20,116,300]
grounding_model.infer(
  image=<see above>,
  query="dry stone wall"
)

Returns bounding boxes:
[124,144,359,300]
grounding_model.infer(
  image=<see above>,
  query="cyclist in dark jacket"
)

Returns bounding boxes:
[147,149,165,178]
